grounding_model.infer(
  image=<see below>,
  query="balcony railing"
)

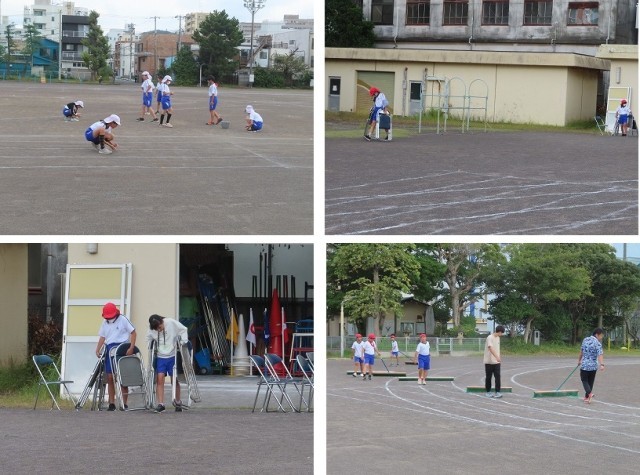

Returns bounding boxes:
[61,52,84,61]
[62,30,88,38]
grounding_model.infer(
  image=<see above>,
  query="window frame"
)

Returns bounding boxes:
[481,0,510,26]
[567,2,599,26]
[443,0,469,26]
[523,0,554,26]
[406,0,431,26]
[371,0,395,26]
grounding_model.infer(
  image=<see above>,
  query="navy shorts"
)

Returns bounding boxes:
[63,107,72,117]
[418,354,430,370]
[209,96,218,111]
[142,92,153,107]
[161,96,172,110]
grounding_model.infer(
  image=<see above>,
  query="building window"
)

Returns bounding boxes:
[482,0,509,25]
[406,0,430,25]
[443,0,469,25]
[523,0,553,25]
[372,0,394,25]
[567,2,599,25]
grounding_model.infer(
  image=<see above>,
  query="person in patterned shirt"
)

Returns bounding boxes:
[578,328,605,404]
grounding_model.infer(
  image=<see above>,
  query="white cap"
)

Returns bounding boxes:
[163,75,173,83]
[142,71,150,77]
[74,100,84,107]
[245,105,254,113]
[103,114,121,125]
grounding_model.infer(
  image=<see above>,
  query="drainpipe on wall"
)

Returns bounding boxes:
[605,7,611,44]
[468,4,474,49]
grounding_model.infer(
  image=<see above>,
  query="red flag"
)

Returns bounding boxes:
[268,289,285,375]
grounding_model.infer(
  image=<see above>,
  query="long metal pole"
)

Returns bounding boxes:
[248,10,254,86]
[58,11,62,80]
[340,300,344,358]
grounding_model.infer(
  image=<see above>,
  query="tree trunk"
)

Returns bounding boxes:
[374,267,385,335]
[523,317,534,343]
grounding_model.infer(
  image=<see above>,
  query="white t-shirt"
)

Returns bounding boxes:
[483,333,501,364]
[363,340,377,355]
[98,315,135,345]
[351,340,364,358]
[146,318,188,358]
[208,83,218,97]
[141,78,154,93]
[249,110,263,123]
[391,340,399,352]
[415,341,430,356]
[88,120,113,134]
[374,92,387,108]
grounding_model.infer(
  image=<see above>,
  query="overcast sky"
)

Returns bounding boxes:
[1,0,315,33]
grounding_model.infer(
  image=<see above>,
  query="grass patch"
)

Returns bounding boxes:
[325,110,601,137]
[0,356,75,409]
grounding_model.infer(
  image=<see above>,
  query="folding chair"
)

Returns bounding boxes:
[306,352,314,371]
[629,113,638,136]
[33,355,77,410]
[264,353,307,412]
[248,355,289,413]
[296,354,314,412]
[594,116,607,135]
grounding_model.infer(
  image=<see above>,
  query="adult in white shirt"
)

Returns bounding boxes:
[483,325,505,398]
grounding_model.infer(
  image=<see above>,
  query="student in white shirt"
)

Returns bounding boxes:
[414,333,430,385]
[351,333,365,377]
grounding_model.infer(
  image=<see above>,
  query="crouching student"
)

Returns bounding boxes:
[85,114,120,154]
[147,314,189,412]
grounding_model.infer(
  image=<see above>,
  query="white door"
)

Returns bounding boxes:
[61,264,132,394]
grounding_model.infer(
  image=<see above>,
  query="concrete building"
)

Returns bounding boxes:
[22,0,88,41]
[184,11,208,35]
[135,30,195,78]
[326,1,637,125]
[113,26,140,79]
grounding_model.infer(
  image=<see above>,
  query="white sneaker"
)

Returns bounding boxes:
[92,143,99,151]
[71,118,79,122]
[98,147,112,154]
[164,123,173,128]
[486,392,494,398]
[422,380,427,385]
[494,392,503,399]
[353,372,357,378]
[417,379,422,385]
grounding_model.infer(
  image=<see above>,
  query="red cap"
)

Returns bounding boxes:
[390,334,396,338]
[102,302,120,319]
[368,333,376,339]
[420,333,427,338]
[355,333,362,338]
[369,87,380,96]
[621,99,627,104]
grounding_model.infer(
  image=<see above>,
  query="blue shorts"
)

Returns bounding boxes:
[63,107,72,117]
[142,92,153,107]
[156,356,175,376]
[250,121,263,131]
[354,356,363,364]
[369,106,383,122]
[618,114,628,125]
[209,96,218,111]
[391,351,399,357]
[85,127,99,143]
[156,91,162,103]
[105,343,124,374]
[161,96,172,110]
[418,354,430,370]
[364,354,375,366]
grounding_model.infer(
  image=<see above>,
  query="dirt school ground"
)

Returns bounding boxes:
[327,355,640,475]
[1,375,313,474]
[0,81,312,235]
[325,127,638,235]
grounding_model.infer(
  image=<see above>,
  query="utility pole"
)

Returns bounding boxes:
[58,9,62,80]
[149,16,159,75]
[175,15,183,54]
[243,0,266,87]
[127,23,135,79]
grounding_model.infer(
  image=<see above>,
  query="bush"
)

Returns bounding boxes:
[28,314,62,357]
[253,67,285,88]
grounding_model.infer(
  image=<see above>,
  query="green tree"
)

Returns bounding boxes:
[327,244,420,335]
[171,45,199,85]
[426,244,504,330]
[81,11,110,80]
[22,24,42,74]
[192,10,243,80]
[488,244,592,343]
[272,49,309,87]
[4,24,18,75]
[326,0,376,48]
